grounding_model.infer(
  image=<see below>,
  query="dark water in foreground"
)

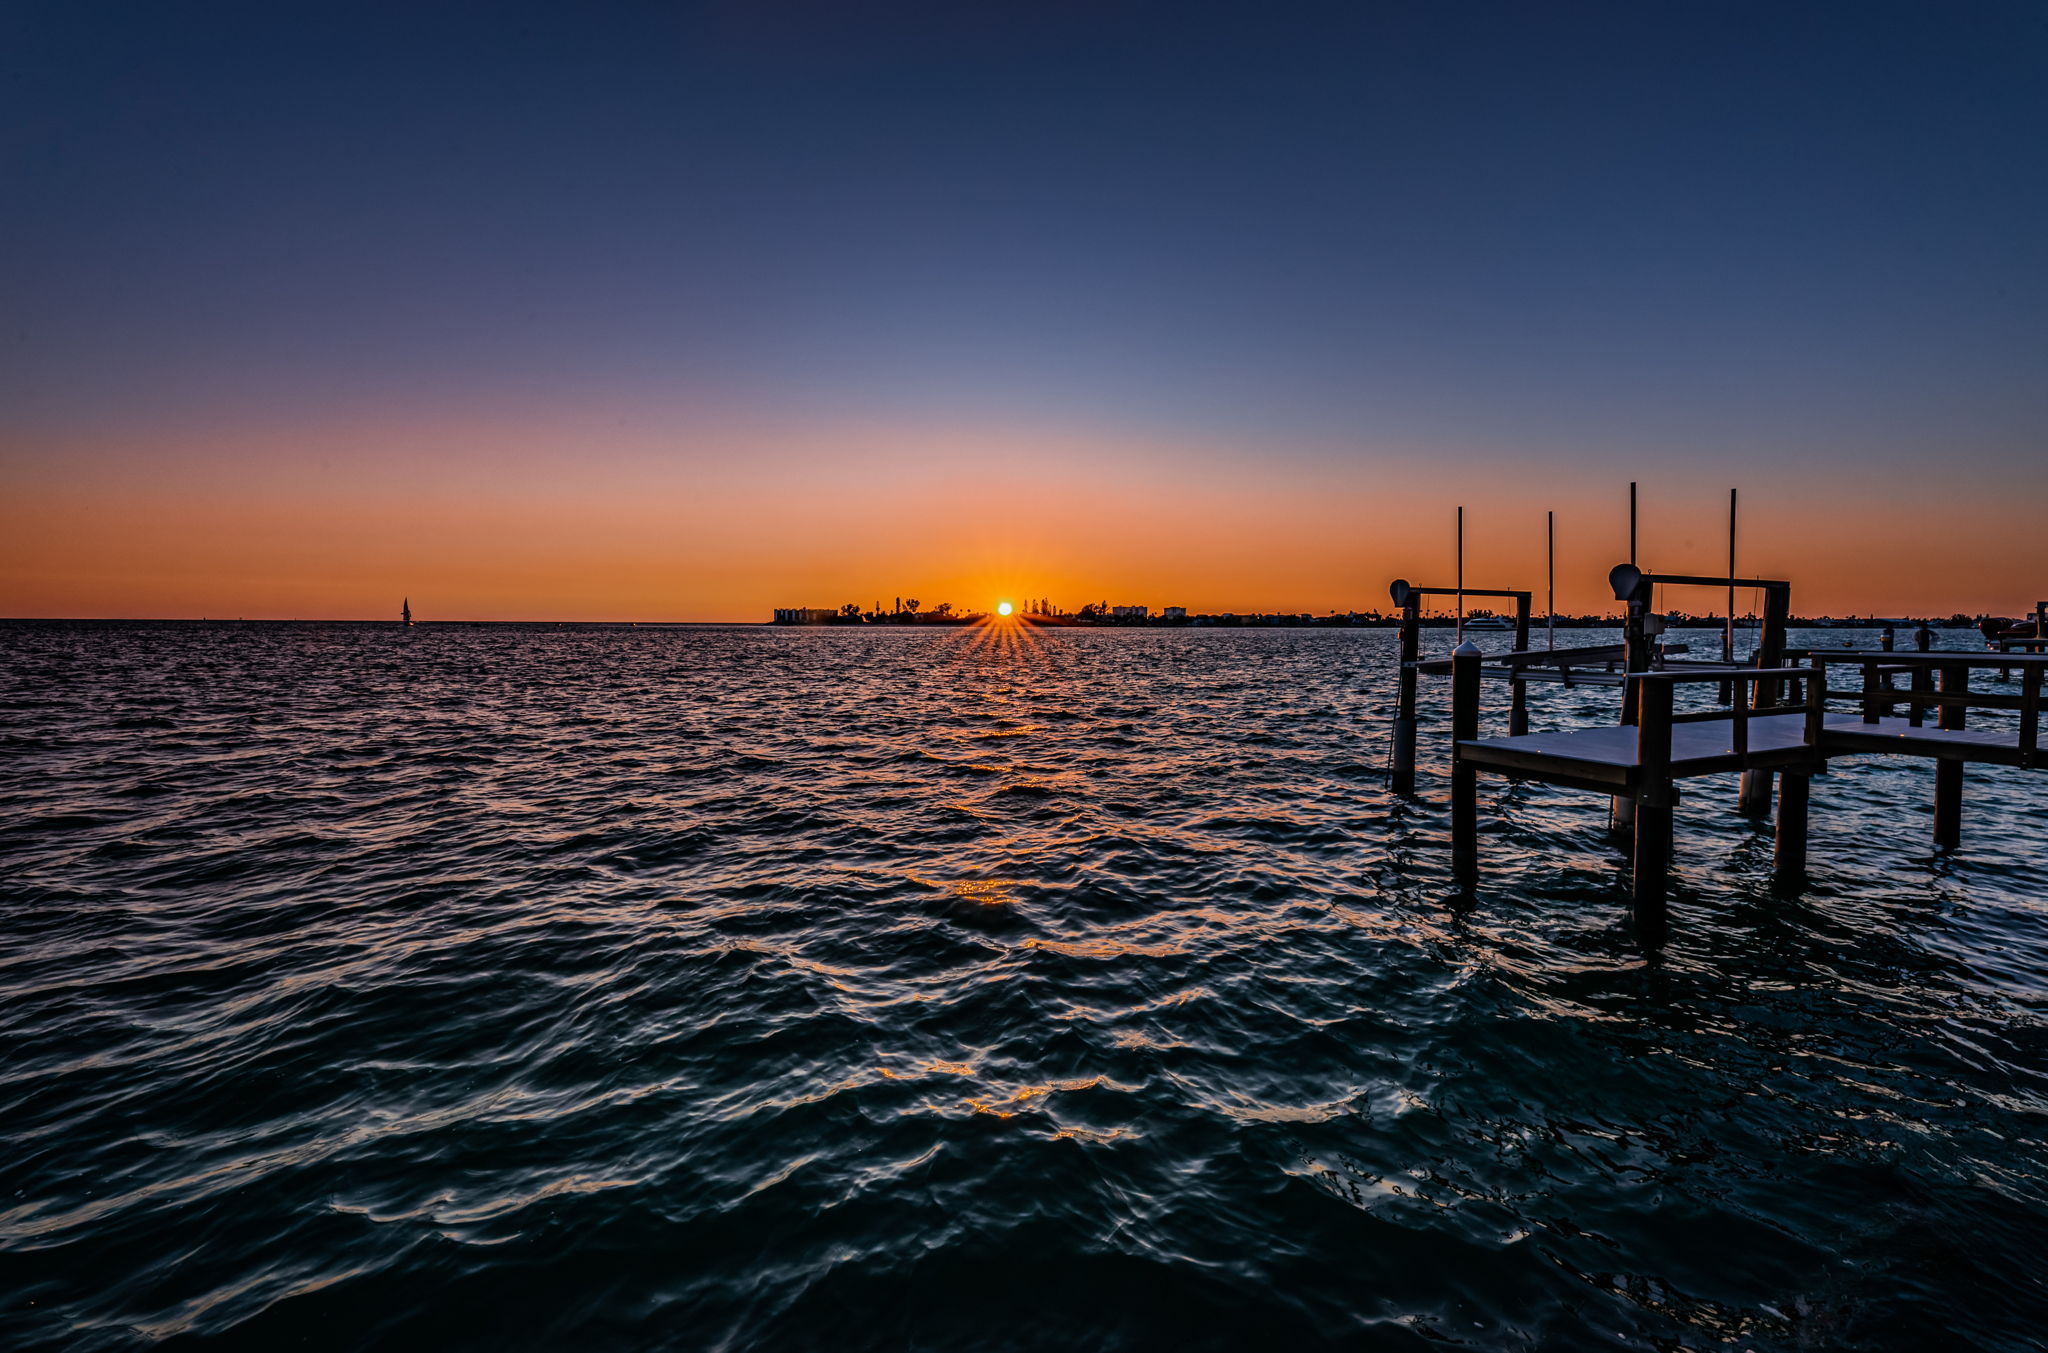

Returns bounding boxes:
[3,622,2046,1351]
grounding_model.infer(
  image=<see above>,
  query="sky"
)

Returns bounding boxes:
[3,0,2045,619]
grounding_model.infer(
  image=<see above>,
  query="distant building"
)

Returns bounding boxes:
[1111,605,1148,619]
[1161,606,1186,620]
[772,607,839,625]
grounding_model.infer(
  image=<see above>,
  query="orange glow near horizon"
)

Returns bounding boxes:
[3,405,2044,621]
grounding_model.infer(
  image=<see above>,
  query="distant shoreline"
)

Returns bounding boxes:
[0,616,2007,631]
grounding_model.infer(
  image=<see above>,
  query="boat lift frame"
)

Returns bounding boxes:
[1388,580,1532,796]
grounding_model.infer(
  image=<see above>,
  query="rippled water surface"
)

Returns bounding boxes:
[4,621,2046,1351]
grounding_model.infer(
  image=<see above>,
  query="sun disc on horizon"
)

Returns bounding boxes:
[997,601,1013,616]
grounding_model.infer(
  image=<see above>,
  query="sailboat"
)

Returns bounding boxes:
[402,598,413,627]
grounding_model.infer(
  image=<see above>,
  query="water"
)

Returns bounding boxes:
[3,621,2045,1351]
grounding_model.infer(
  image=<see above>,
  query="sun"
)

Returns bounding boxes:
[997,601,1014,617]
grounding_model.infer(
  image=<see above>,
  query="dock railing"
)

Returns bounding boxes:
[1791,649,2045,844]
[1629,664,1824,767]
[1788,649,2045,765]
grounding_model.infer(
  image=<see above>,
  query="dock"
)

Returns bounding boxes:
[1395,559,2047,925]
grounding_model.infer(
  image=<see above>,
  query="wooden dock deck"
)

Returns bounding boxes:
[1462,711,2038,793]
[1442,642,2046,913]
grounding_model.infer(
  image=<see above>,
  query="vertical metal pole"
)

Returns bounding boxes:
[1721,488,1736,705]
[1633,676,1674,909]
[1629,481,1637,567]
[1546,510,1555,651]
[1455,506,1464,643]
[1726,488,1736,665]
[1451,641,1481,886]
[1393,600,1420,796]
[1934,663,1966,847]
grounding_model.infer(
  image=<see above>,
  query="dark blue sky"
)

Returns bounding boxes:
[4,2,2046,617]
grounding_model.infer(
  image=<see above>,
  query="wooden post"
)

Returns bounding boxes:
[1451,641,1482,886]
[1621,576,1652,725]
[1392,598,1421,796]
[1633,676,1674,908]
[2021,664,2041,770]
[1615,572,1650,831]
[1510,593,1531,736]
[1909,623,1933,727]
[1776,769,1809,880]
[1933,663,1966,848]
[1739,585,1788,816]
[1804,656,1828,755]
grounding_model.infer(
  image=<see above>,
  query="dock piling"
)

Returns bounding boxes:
[1392,591,1421,796]
[1934,663,1968,847]
[1738,584,1789,816]
[2021,665,2042,769]
[1451,641,1481,885]
[1934,762,1963,848]
[1776,770,1810,879]
[1632,676,1675,906]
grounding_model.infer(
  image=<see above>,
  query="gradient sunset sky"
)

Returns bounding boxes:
[4,1,2045,620]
